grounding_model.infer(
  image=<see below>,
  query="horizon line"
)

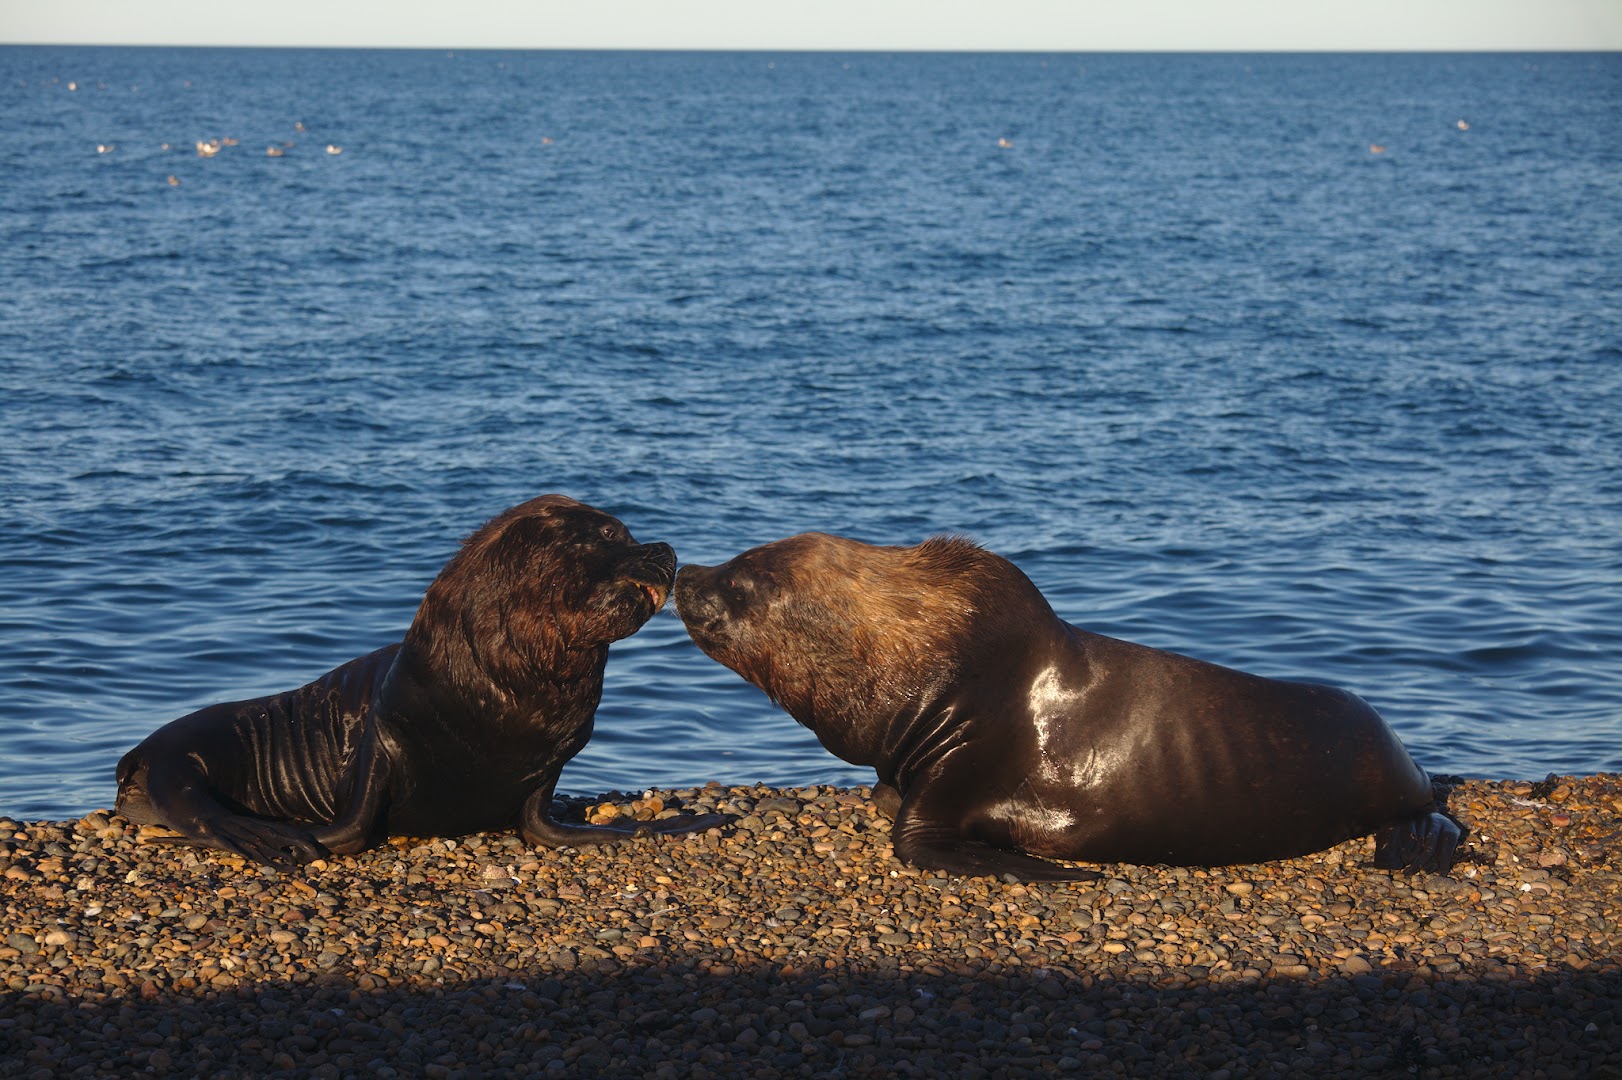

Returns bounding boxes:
[5,42,1620,53]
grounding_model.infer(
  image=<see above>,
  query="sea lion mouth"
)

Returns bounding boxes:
[618,575,669,615]
[618,542,676,616]
[638,581,669,612]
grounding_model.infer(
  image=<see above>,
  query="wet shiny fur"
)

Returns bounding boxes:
[677,533,1460,882]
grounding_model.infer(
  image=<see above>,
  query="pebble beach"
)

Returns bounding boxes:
[2,775,1618,1078]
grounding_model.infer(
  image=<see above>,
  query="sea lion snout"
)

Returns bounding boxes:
[641,541,677,575]
[622,542,677,611]
[626,541,677,587]
[673,564,723,626]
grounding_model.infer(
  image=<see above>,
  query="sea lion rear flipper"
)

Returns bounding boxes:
[119,749,325,870]
[1371,811,1462,874]
[194,816,327,871]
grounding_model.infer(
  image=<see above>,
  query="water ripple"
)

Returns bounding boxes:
[3,49,1620,816]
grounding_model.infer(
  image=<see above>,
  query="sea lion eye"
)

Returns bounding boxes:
[600,523,624,543]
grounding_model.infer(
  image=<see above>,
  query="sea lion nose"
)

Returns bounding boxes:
[642,542,677,580]
[673,564,718,620]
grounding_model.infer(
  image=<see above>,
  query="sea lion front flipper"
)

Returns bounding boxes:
[871,782,903,820]
[890,798,1100,883]
[517,785,733,848]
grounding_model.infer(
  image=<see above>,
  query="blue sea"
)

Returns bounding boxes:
[2,48,1619,820]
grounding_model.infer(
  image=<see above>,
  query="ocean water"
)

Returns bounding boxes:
[2,48,1619,820]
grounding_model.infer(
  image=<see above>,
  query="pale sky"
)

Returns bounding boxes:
[3,0,1620,51]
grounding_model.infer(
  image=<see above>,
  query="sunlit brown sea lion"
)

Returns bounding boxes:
[116,495,728,868]
[676,533,1460,882]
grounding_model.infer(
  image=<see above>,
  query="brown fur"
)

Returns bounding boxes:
[112,494,714,868]
[681,533,1024,726]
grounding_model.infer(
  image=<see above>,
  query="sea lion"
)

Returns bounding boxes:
[115,494,729,868]
[675,533,1461,882]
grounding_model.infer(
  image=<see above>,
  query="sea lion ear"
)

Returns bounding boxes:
[476,495,571,546]
[528,497,569,518]
[491,514,561,563]
[525,493,592,521]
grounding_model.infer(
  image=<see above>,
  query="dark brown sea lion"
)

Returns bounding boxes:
[115,495,729,868]
[675,533,1461,882]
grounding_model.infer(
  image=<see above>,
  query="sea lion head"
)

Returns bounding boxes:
[408,494,675,690]
[675,533,999,756]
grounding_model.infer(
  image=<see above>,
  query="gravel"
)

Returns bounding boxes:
[1,775,1617,1078]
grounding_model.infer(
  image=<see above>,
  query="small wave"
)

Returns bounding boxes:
[2,49,1619,815]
